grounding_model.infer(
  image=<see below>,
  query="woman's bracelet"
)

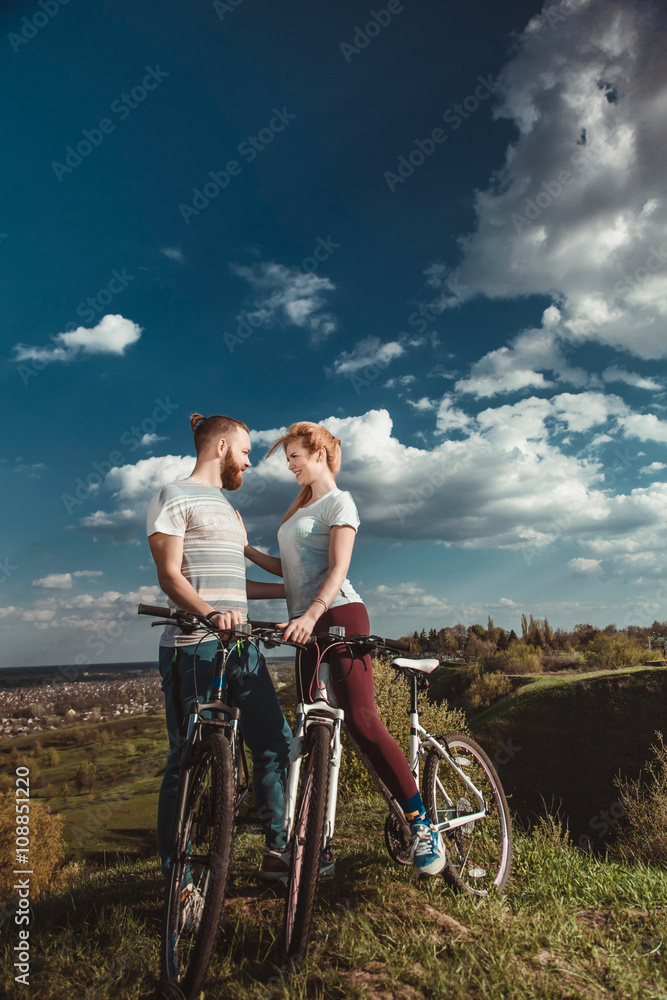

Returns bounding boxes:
[312,597,328,612]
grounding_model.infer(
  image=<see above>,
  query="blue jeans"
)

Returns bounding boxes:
[157,639,292,874]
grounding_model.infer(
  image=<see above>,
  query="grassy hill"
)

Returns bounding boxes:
[468,665,667,852]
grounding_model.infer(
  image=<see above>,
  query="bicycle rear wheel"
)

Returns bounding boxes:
[282,723,330,963]
[423,732,512,896]
[161,732,235,999]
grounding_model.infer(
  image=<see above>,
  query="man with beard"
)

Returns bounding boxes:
[147,413,292,884]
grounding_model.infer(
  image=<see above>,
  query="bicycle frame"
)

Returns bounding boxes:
[282,655,490,854]
[404,669,488,835]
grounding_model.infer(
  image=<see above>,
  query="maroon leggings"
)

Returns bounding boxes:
[295,602,417,802]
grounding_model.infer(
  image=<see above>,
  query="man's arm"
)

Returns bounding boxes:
[148,532,244,630]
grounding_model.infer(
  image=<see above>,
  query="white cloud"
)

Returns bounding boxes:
[139,433,168,447]
[407,397,437,412]
[68,403,667,585]
[454,314,590,398]
[602,366,662,390]
[618,412,667,444]
[568,557,602,573]
[231,262,338,344]
[105,455,194,499]
[436,397,473,434]
[639,461,667,474]
[13,315,142,364]
[76,508,144,543]
[332,336,406,376]
[32,574,72,589]
[73,570,103,578]
[385,375,417,388]
[424,0,667,361]
[161,247,185,262]
[366,582,452,617]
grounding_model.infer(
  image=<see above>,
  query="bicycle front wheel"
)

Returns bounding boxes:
[282,722,330,963]
[423,732,512,896]
[161,732,235,999]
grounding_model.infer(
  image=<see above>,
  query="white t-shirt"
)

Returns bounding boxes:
[146,476,247,646]
[277,488,362,618]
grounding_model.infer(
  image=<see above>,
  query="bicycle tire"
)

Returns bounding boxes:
[282,723,330,963]
[161,732,235,999]
[423,732,512,896]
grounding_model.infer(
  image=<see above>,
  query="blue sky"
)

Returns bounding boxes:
[2,0,666,667]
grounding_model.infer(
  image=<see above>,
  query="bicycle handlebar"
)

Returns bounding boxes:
[136,605,410,651]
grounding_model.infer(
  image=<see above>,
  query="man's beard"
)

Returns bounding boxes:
[220,453,243,491]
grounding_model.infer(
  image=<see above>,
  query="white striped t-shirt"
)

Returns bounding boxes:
[146,476,247,647]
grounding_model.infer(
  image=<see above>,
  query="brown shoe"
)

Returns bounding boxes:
[259,848,290,882]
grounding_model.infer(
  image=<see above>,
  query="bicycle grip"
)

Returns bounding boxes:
[137,604,175,618]
[381,637,411,652]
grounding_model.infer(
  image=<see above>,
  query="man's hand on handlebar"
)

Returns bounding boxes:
[207,608,245,641]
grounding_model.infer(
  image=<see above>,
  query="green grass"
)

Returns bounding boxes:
[2,798,665,999]
[3,669,667,996]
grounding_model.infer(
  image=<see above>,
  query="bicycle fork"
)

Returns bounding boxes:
[282,700,344,848]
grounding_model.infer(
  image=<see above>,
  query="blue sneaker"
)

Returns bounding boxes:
[410,821,446,877]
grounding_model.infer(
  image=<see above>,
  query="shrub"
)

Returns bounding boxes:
[42,747,60,767]
[539,653,580,672]
[614,732,667,864]
[463,670,512,711]
[117,741,136,758]
[65,727,86,746]
[583,633,644,670]
[11,755,40,782]
[338,656,466,799]
[0,794,65,899]
[479,639,541,675]
[75,762,96,792]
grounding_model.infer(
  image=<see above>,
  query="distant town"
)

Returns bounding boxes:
[0,658,295,739]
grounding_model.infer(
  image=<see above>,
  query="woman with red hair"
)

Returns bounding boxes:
[244,421,446,879]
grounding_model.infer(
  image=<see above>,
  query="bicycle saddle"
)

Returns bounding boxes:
[391,658,439,674]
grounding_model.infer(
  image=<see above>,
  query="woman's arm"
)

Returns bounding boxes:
[280,525,356,642]
[244,544,283,577]
[236,509,283,576]
[246,579,286,599]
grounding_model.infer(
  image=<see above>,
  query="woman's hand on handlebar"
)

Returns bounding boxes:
[278,609,318,645]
